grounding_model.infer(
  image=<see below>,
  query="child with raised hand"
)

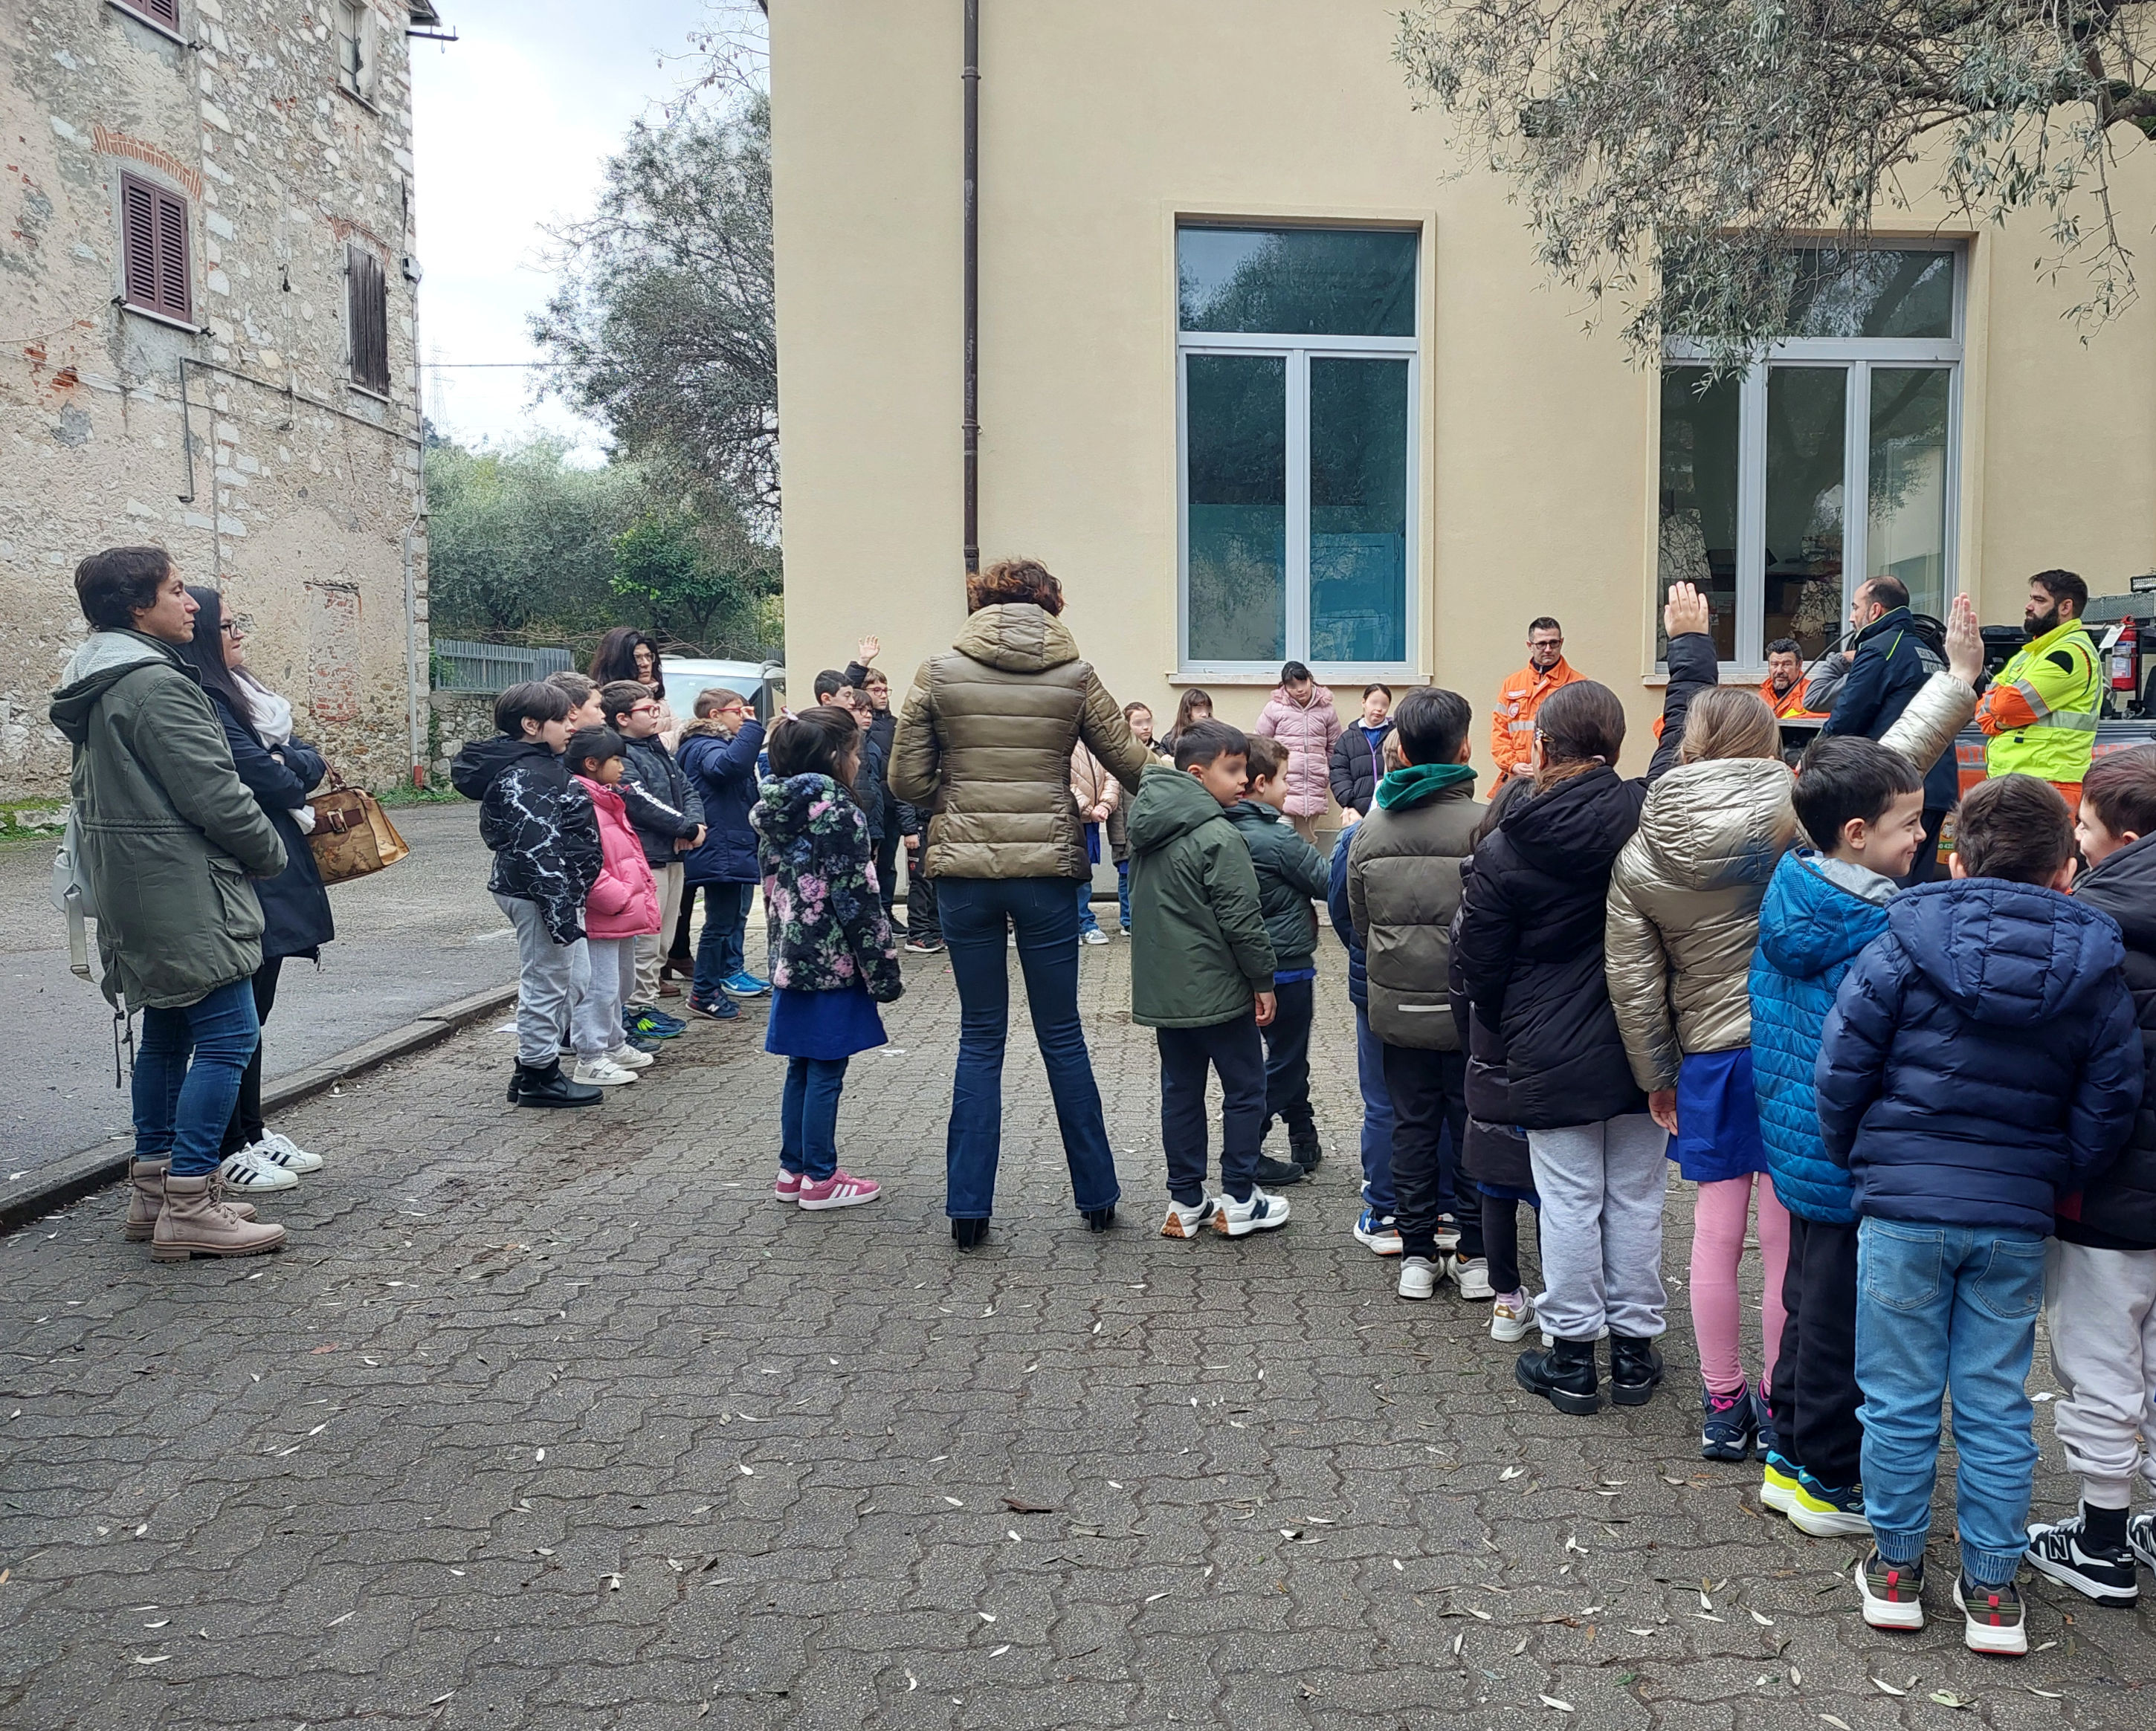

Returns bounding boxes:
[1226,735,1332,1185]
[565,725,663,1089]
[2024,745,2156,1605]
[1818,774,2140,1656]
[749,704,902,1211]
[1126,720,1282,1239]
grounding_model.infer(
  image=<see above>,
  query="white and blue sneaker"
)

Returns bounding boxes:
[1353,1207,1403,1256]
[723,971,772,997]
[1213,1188,1291,1237]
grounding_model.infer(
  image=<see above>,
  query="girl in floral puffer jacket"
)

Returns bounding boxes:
[749,705,904,1211]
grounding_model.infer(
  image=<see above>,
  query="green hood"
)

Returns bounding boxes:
[1375,761,1476,812]
[48,631,182,745]
[951,602,1080,675]
[1127,763,1233,856]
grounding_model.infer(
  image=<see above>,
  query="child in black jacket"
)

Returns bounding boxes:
[600,679,703,1034]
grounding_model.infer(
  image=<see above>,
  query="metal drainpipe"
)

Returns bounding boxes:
[962,0,980,575]
[401,257,427,789]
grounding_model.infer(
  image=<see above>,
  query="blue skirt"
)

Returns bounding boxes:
[764,983,888,1061]
[1671,1045,1769,1183]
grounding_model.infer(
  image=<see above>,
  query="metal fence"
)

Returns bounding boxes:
[432,638,575,693]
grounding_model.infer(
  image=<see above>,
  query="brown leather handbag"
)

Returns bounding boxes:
[306,771,411,885]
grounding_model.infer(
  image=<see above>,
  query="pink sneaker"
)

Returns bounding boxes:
[797,1169,882,1211]
[773,1168,803,1201]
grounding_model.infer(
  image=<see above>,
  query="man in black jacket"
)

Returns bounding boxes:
[1819,575,1955,882]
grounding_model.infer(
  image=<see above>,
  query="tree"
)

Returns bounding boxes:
[532,94,778,522]
[610,502,778,650]
[1396,2,2156,366]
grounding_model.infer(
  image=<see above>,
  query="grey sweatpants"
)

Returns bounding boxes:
[2045,1239,2156,1508]
[1526,1114,1671,1343]
[497,893,590,1067]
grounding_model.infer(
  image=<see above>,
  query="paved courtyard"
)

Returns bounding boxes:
[3,935,2152,1730]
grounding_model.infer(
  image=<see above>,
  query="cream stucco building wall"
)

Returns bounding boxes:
[769,0,2156,792]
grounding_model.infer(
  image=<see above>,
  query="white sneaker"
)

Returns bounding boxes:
[1081,927,1110,946]
[1398,1255,1442,1301]
[1434,1213,1461,1254]
[1450,1255,1495,1301]
[1491,1290,1536,1342]
[572,1055,639,1087]
[1212,1188,1291,1237]
[252,1130,323,1174]
[219,1144,299,1191]
[1161,1197,1215,1240]
[604,1044,655,1072]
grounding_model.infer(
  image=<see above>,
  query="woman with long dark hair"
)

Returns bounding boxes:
[175,586,335,1191]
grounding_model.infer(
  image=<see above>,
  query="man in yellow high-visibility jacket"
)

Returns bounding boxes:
[1974,569,2102,809]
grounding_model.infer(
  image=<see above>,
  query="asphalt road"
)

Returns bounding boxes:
[1,802,516,1177]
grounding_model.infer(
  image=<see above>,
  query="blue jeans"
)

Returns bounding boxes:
[781,1055,850,1182]
[1355,1003,1397,1214]
[1117,860,1130,932]
[937,876,1121,1220]
[1077,875,1100,936]
[132,977,261,1178]
[691,879,753,1000]
[1856,1217,2047,1586]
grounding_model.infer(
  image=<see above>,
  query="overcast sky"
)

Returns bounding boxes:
[409,0,728,459]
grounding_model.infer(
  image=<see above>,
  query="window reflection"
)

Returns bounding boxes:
[1178,227,1418,337]
[1658,368,1740,661]
[1186,354,1288,663]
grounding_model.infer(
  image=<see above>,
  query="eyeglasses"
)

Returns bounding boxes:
[219,621,244,638]
[630,702,662,716]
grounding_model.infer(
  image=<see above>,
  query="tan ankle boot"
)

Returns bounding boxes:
[126,1160,257,1241]
[150,1174,285,1261]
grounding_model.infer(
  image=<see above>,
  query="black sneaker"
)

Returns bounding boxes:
[2132,1511,2156,1574]
[1250,1154,1305,1188]
[1855,1550,1926,1631]
[1953,1573,2028,1655]
[2025,1512,2140,1608]
[904,936,944,954]
[686,994,740,1022]
[1700,1380,1758,1461]
[1289,1130,1322,1171]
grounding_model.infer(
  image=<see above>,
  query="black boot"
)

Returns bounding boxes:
[512,1060,603,1108]
[1082,1206,1115,1233]
[1516,1336,1601,1415]
[952,1217,990,1250]
[1251,1154,1305,1187]
[1609,1333,1665,1407]
[1290,1129,1322,1171]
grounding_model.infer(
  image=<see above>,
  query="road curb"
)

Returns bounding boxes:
[0,981,518,1236]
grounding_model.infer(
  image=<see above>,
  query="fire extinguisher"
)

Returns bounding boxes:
[2111,615,2140,693]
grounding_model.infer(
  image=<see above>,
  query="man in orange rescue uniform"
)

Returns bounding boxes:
[1760,638,1816,718]
[1491,617,1584,787]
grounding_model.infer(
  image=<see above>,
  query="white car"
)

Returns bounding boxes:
[662,657,787,723]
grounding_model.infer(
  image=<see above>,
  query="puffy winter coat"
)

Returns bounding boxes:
[1816,877,2142,1235]
[617,734,704,868]
[2059,835,2156,1249]
[1253,685,1343,818]
[1819,606,1957,812]
[575,776,662,939]
[1223,799,1329,975]
[1448,870,1535,1194]
[678,716,766,885]
[1346,766,1485,1050]
[750,773,903,1003]
[890,604,1152,880]
[1329,719,1394,816]
[1607,667,1975,1092]
[1751,851,1893,1223]
[205,685,334,964]
[48,631,287,1009]
[451,735,603,947]
[1126,765,1276,1028]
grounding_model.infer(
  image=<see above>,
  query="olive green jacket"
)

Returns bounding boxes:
[1126,766,1277,1028]
[48,631,286,1009]
[889,604,1152,880]
[1345,774,1486,1050]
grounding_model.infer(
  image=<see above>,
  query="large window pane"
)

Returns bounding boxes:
[1765,366,1848,659]
[1178,227,1417,337]
[1658,367,1740,661]
[1309,357,1409,664]
[1186,354,1287,663]
[1789,250,1954,340]
[1868,367,1951,620]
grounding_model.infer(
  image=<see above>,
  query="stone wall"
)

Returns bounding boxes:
[0,1,433,800]
[427,685,492,787]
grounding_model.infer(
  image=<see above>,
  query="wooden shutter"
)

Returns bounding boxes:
[347,245,390,395]
[117,0,184,27]
[120,172,190,323]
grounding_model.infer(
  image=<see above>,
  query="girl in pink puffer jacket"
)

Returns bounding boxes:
[569,725,662,1087]
[1253,660,1343,838]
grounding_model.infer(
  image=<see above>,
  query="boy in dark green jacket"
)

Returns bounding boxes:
[1226,736,1332,1187]
[1127,722,1285,1239]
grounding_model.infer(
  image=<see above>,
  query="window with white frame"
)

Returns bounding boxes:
[1658,246,1962,667]
[1177,225,1418,676]
[336,2,375,102]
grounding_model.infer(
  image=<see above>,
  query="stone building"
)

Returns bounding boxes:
[0,0,442,810]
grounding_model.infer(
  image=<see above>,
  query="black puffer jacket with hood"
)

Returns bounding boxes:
[2056,834,2156,1249]
[451,735,602,945]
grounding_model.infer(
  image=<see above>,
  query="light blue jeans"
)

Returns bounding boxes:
[1856,1217,2046,1587]
[1354,1002,1397,1215]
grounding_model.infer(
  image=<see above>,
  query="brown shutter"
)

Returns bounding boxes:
[120,172,190,323]
[347,244,390,395]
[149,0,181,24]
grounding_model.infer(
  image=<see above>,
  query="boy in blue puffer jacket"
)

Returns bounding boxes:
[1750,738,1930,1538]
[1816,774,2140,1657]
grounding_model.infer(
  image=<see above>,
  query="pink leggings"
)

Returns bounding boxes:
[1689,1173,1790,1396]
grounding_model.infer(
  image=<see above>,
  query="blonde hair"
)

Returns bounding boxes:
[1676,687,1781,765]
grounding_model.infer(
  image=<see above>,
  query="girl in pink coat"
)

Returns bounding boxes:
[1253,660,1343,843]
[569,725,662,1089]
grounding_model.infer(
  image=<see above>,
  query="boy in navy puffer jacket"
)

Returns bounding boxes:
[1817,774,2141,1656]
[1750,738,1929,1537]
